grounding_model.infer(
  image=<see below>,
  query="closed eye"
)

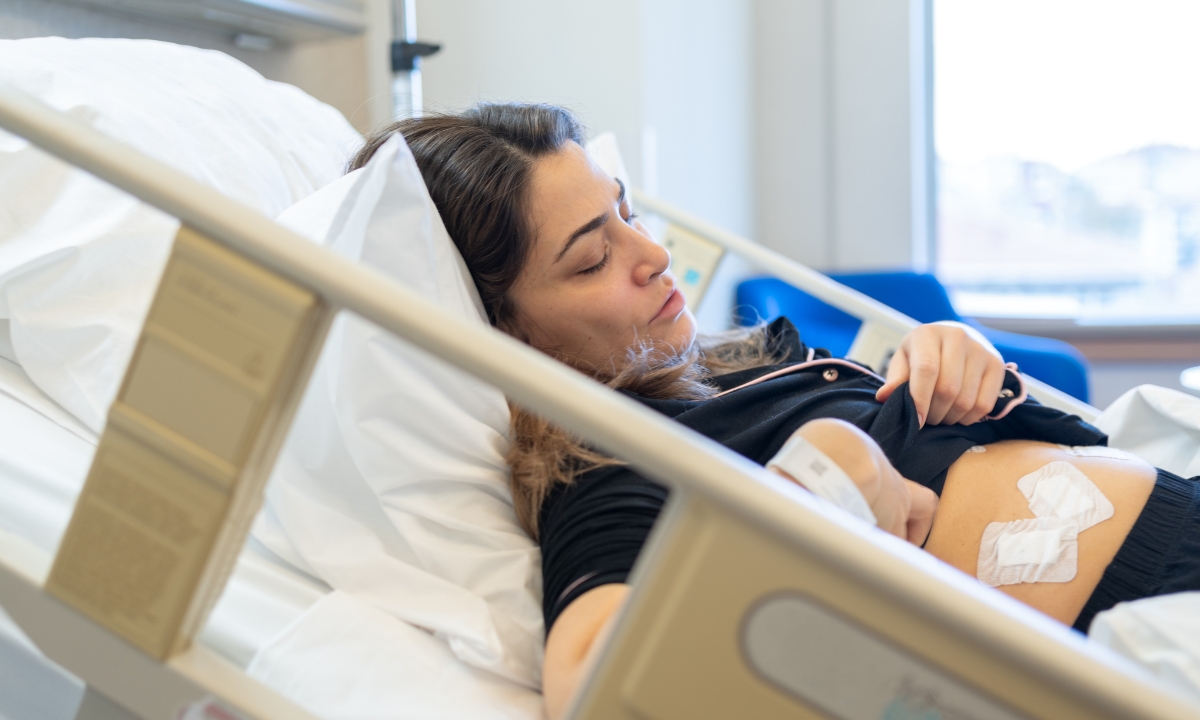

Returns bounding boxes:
[579,246,610,275]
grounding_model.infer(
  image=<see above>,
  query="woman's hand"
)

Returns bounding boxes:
[875,321,1005,427]
[788,419,938,545]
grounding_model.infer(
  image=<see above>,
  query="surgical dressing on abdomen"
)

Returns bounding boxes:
[977,461,1113,587]
[978,517,1080,586]
[1018,460,1114,531]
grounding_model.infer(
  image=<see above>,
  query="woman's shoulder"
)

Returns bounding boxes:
[707,316,832,390]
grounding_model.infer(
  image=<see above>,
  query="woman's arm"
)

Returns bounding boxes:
[771,418,937,544]
[876,321,1006,427]
[543,583,629,720]
[542,419,936,719]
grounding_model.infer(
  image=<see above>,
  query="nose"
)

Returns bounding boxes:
[631,230,671,286]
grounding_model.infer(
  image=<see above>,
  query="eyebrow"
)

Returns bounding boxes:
[554,178,628,263]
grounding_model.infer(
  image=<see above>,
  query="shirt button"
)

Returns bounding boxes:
[823,368,838,381]
[1000,388,1015,398]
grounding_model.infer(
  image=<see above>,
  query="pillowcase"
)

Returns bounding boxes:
[0,37,360,431]
[585,132,632,189]
[253,135,544,689]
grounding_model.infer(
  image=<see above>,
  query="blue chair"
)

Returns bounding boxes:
[736,272,1091,403]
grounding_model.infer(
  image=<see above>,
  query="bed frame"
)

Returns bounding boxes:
[0,84,1190,720]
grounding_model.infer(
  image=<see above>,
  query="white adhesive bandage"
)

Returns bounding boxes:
[978,460,1113,586]
[767,434,877,526]
[1058,445,1135,461]
[978,517,1079,586]
[1017,460,1114,531]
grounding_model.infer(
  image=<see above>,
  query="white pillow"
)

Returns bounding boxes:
[0,37,360,431]
[585,132,632,190]
[253,135,544,689]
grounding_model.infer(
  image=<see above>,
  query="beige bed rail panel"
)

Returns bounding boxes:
[0,85,1188,720]
[0,527,323,720]
[630,189,1100,423]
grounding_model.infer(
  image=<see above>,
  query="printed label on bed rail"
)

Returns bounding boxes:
[177,696,251,720]
[741,593,1027,720]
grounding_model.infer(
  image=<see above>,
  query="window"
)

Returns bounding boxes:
[935,1,1200,320]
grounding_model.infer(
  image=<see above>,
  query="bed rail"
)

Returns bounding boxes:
[630,189,1100,424]
[0,84,1190,720]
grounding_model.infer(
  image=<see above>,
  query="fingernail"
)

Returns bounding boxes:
[917,412,925,427]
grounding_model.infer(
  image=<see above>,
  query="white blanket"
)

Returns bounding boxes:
[1094,384,1200,478]
[249,592,543,720]
[1089,384,1200,702]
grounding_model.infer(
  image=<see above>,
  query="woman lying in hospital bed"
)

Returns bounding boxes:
[351,103,1200,718]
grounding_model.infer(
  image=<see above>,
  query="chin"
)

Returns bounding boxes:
[667,310,698,353]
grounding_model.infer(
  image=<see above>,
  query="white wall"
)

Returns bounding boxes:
[753,0,830,267]
[416,0,645,188]
[417,0,757,331]
[639,0,754,237]
[5,0,927,276]
[753,0,928,273]
[420,0,926,276]
[417,0,756,240]
[0,0,383,132]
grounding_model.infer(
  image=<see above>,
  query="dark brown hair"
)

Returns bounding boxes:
[350,103,583,333]
[353,104,785,537]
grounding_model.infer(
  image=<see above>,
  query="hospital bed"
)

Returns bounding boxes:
[0,80,1194,720]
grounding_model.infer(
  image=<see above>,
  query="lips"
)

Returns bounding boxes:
[653,287,685,323]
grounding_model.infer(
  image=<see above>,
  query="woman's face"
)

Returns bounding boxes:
[509,141,696,372]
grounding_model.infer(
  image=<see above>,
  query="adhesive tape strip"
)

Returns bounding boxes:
[767,433,877,525]
[1058,445,1135,461]
[977,517,1079,586]
[1017,461,1114,531]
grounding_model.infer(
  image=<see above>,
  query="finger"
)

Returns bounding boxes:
[875,346,910,402]
[904,340,941,428]
[924,332,965,425]
[961,357,1007,425]
[905,480,938,546]
[942,353,985,425]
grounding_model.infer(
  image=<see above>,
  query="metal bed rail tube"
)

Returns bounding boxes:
[631,189,918,333]
[0,85,1188,719]
[630,189,1099,422]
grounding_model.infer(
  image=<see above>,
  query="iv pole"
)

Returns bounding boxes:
[390,0,440,119]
